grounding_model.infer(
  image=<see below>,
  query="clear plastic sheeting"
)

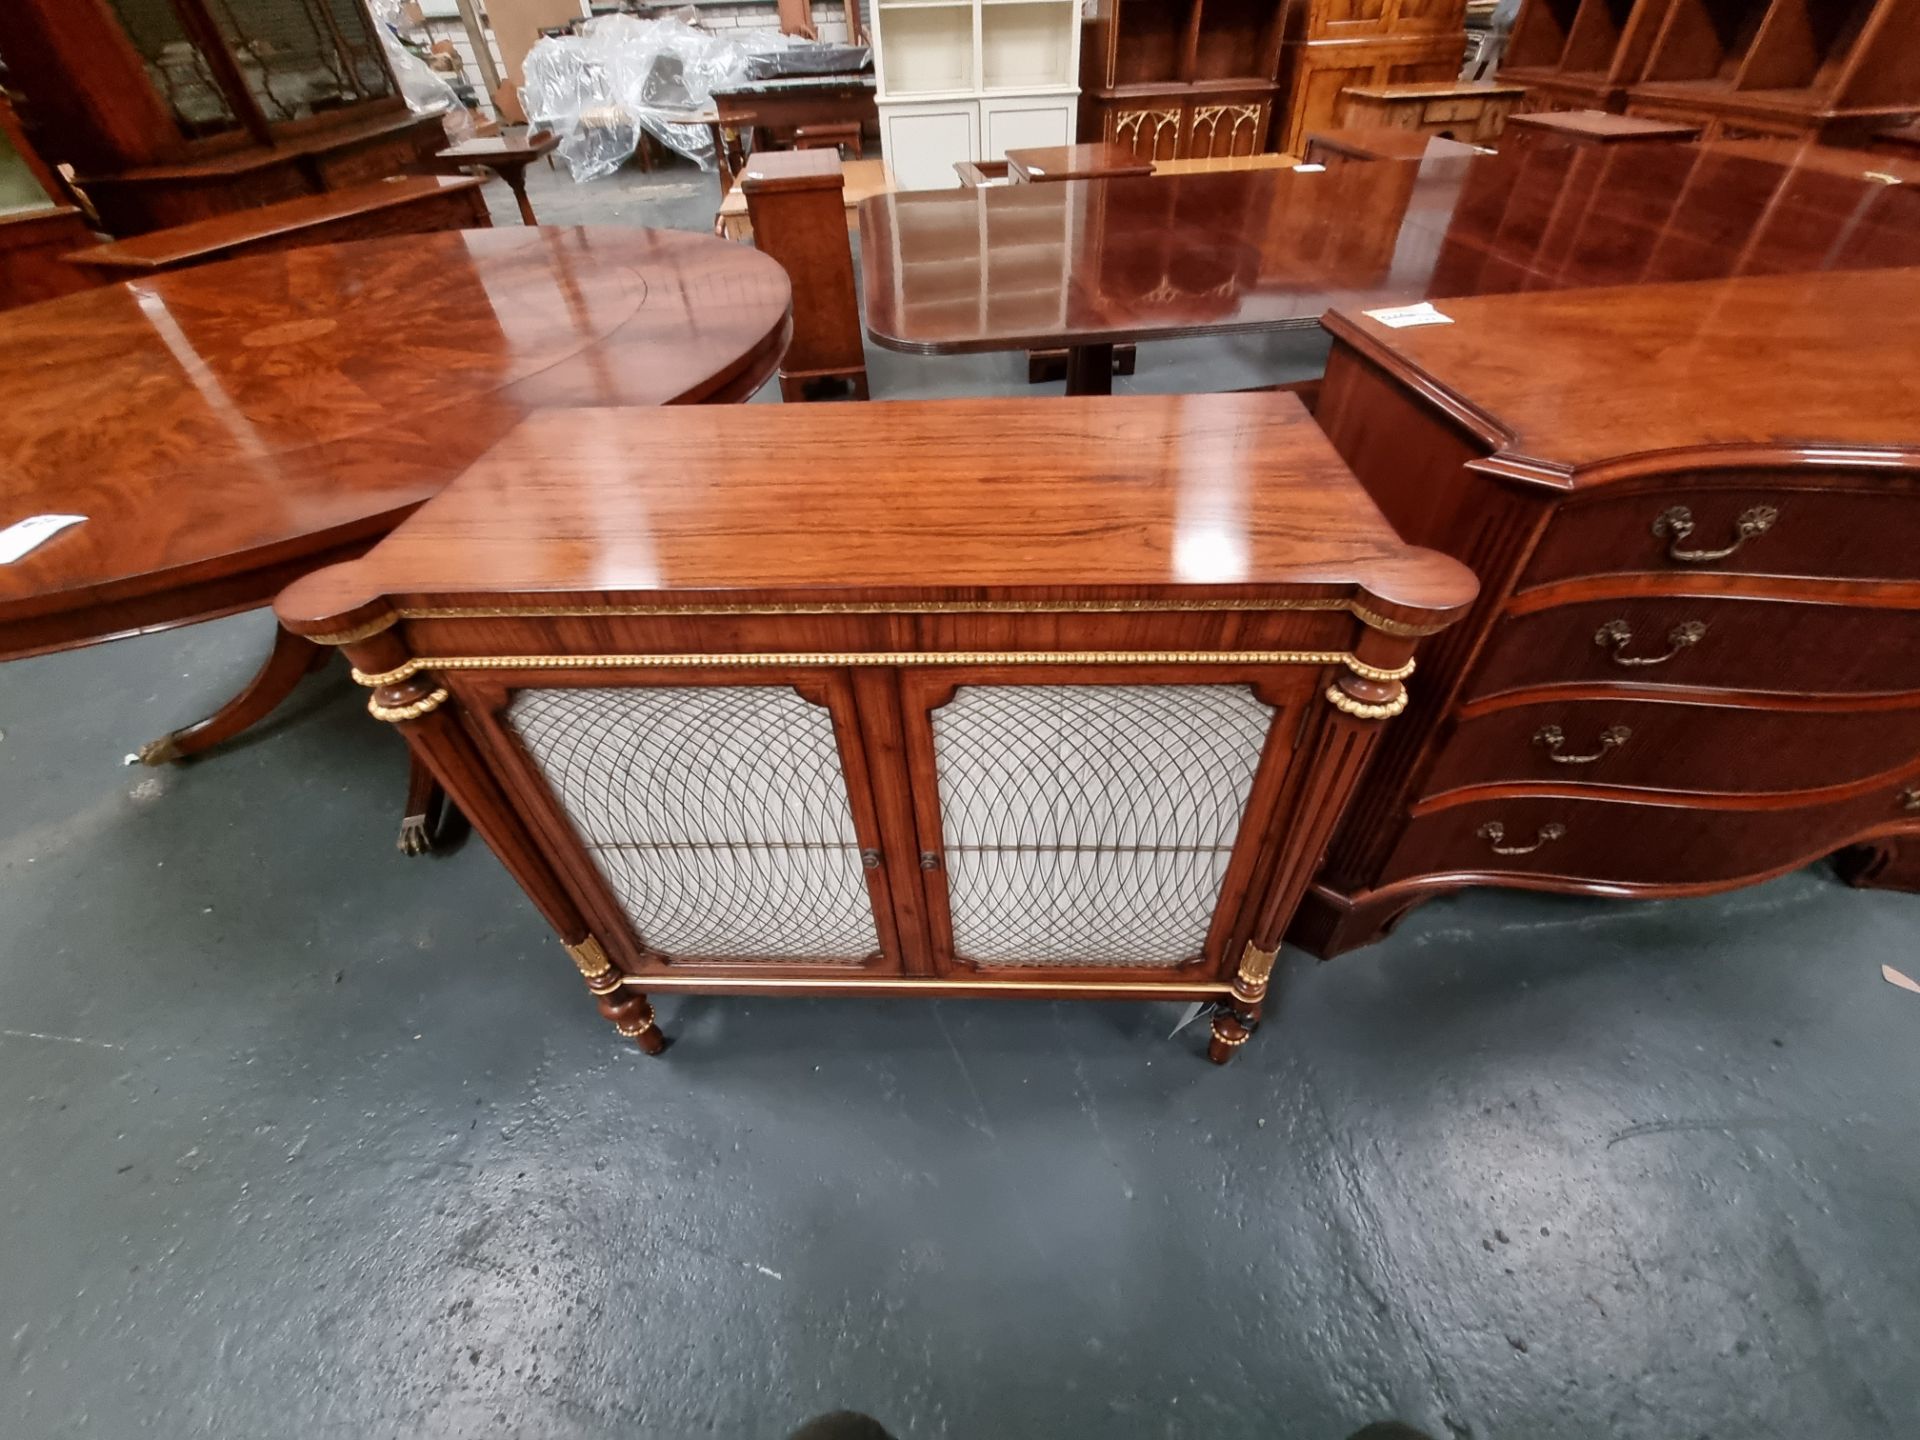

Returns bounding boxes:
[366,0,477,143]
[520,14,868,180]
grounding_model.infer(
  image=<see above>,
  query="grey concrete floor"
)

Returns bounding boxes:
[2,158,1918,1440]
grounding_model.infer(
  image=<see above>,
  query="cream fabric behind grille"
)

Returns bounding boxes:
[506,686,880,962]
[930,684,1275,967]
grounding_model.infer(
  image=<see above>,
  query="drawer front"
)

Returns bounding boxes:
[1424,694,1920,798]
[1384,778,1920,889]
[1469,595,1920,700]
[1520,477,1920,589]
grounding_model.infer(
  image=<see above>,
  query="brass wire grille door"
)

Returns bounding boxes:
[505,685,883,964]
[925,684,1278,968]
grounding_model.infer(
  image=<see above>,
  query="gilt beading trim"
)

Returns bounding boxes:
[1233,940,1278,1003]
[367,687,449,723]
[1323,683,1410,720]
[350,649,1412,683]
[304,611,399,646]
[351,661,418,688]
[566,935,614,979]
[390,597,1448,636]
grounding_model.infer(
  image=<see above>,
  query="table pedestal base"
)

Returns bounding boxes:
[1029,344,1136,387]
[138,624,464,855]
[137,625,330,764]
[399,752,468,856]
[1064,342,1117,397]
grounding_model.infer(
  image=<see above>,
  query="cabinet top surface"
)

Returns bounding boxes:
[1505,109,1702,140]
[275,395,1478,626]
[437,128,563,162]
[1009,144,1156,181]
[1307,126,1485,160]
[1341,81,1526,100]
[859,142,1920,353]
[1324,266,1920,481]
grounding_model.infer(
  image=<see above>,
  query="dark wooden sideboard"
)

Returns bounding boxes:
[277,396,1475,1060]
[1289,265,1920,956]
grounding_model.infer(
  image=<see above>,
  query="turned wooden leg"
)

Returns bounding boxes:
[138,624,329,764]
[397,751,467,856]
[1207,940,1279,1065]
[596,986,668,1055]
[568,936,667,1054]
[1208,1006,1256,1064]
[503,167,538,226]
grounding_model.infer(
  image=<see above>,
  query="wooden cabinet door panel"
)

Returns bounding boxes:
[898,669,1315,977]
[461,669,905,973]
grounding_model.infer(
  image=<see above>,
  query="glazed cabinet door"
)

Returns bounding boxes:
[897,669,1315,977]
[463,670,904,974]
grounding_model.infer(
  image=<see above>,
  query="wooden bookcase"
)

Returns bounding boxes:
[1079,0,1293,161]
[874,0,1084,189]
[1272,0,1472,154]
[0,91,99,310]
[0,0,445,235]
[1500,0,1920,137]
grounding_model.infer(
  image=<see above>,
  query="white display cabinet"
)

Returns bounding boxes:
[874,0,1082,189]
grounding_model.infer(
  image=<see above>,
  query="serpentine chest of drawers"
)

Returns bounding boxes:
[1289,266,1920,956]
[276,396,1474,1060]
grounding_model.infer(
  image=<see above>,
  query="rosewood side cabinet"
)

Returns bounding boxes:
[277,397,1474,1061]
[1290,266,1920,956]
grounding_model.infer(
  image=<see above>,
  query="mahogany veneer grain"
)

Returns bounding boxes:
[277,396,1476,1058]
[1289,265,1920,955]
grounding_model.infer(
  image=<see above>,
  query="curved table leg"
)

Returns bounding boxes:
[138,624,330,765]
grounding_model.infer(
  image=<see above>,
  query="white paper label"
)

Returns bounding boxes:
[0,514,85,563]
[1292,162,1327,173]
[1363,302,1454,329]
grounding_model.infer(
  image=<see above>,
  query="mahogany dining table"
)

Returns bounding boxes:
[858,139,1920,395]
[0,225,792,849]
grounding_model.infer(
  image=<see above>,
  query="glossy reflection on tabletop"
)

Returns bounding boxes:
[0,227,792,659]
[858,142,1920,355]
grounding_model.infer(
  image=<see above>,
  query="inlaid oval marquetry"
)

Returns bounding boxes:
[242,317,342,347]
[0,227,792,660]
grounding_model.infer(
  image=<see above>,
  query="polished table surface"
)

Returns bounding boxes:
[0,226,793,660]
[859,140,1920,361]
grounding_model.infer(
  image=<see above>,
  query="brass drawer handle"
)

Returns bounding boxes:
[1534,723,1632,764]
[1900,787,1920,814]
[1477,820,1567,856]
[1652,504,1778,564]
[1595,618,1706,666]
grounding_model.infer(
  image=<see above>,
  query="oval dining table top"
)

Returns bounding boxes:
[0,225,794,661]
